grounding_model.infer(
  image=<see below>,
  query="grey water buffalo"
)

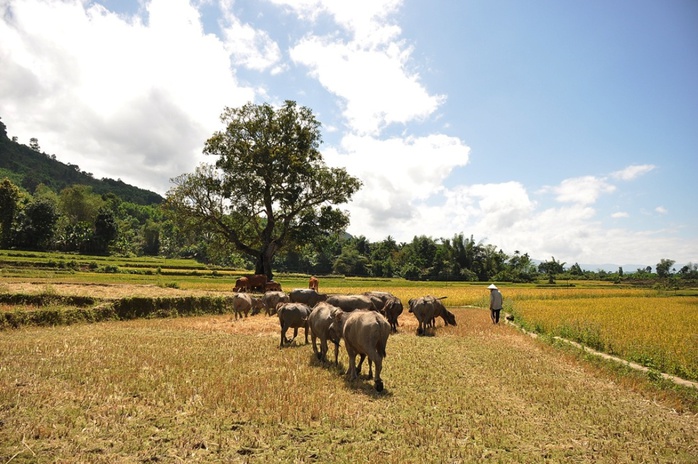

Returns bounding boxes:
[326,294,377,312]
[289,289,328,308]
[277,302,312,348]
[332,310,391,392]
[362,291,397,312]
[262,291,290,316]
[231,293,263,320]
[382,296,404,333]
[408,295,456,335]
[307,302,342,364]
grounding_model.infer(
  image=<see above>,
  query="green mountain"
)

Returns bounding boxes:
[0,118,163,205]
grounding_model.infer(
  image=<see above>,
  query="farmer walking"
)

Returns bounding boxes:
[488,284,503,324]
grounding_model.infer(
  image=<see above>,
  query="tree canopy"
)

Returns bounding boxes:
[164,101,362,279]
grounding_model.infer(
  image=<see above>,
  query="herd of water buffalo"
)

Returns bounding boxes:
[230,276,458,392]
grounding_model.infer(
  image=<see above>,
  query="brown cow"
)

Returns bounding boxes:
[233,277,250,293]
[308,276,319,292]
[247,274,267,292]
[266,281,282,292]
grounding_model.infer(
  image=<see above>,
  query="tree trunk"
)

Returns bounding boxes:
[254,243,277,281]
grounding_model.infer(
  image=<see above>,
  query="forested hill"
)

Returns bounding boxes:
[0,118,163,205]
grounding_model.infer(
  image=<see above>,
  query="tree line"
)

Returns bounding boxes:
[2,105,694,285]
[2,175,695,284]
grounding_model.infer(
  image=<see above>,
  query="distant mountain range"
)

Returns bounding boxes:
[0,117,163,205]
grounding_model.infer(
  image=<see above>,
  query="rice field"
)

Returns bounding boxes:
[1,308,697,463]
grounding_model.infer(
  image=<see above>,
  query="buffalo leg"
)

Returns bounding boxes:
[373,355,384,392]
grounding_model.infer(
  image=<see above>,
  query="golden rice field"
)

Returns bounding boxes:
[511,295,698,381]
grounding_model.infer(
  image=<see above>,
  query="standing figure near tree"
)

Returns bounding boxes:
[488,284,503,324]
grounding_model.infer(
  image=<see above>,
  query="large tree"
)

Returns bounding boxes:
[165,101,362,279]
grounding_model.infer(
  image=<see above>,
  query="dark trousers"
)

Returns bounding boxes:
[491,309,501,324]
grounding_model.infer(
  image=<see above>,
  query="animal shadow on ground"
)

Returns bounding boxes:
[308,355,392,397]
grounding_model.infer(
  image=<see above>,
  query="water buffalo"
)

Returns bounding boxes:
[307,302,341,364]
[262,291,289,316]
[332,310,391,392]
[326,294,377,312]
[232,293,263,320]
[233,277,250,293]
[362,291,397,312]
[277,302,312,348]
[289,289,328,308]
[382,296,404,333]
[408,295,456,335]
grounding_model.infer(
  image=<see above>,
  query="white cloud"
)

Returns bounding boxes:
[0,0,255,193]
[324,133,470,237]
[284,0,444,135]
[218,0,284,73]
[611,164,655,181]
[612,212,629,218]
[542,175,616,205]
[655,206,668,214]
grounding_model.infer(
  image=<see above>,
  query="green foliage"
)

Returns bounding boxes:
[0,124,162,204]
[0,177,21,247]
[165,101,362,278]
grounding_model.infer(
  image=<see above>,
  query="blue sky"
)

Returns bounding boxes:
[1,0,696,269]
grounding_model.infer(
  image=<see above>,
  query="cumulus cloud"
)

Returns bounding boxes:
[284,0,444,135]
[612,212,629,218]
[655,206,668,214]
[0,0,255,193]
[324,133,470,236]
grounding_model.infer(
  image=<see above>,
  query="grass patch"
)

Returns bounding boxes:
[1,310,696,462]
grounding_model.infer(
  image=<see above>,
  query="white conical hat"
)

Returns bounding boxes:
[487,284,498,290]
